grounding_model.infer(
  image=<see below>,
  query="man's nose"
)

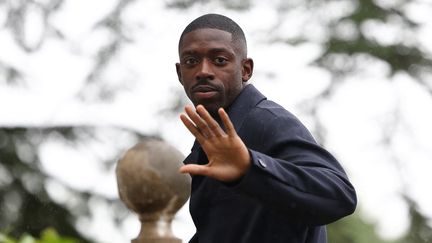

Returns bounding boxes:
[196,59,215,81]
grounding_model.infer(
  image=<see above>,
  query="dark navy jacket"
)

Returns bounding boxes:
[184,84,357,243]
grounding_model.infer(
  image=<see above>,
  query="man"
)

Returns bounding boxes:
[175,13,357,243]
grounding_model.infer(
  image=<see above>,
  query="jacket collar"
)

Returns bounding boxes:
[225,84,267,133]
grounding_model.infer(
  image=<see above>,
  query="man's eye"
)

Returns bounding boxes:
[184,57,198,65]
[214,57,227,65]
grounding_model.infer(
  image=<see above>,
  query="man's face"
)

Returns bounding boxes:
[176,28,252,115]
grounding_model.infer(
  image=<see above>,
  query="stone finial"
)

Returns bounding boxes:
[116,139,191,243]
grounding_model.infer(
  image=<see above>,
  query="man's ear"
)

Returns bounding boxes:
[175,63,183,84]
[241,58,254,82]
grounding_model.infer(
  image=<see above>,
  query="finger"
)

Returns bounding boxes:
[185,105,214,138]
[180,113,206,144]
[179,164,211,177]
[218,108,237,137]
[196,105,226,137]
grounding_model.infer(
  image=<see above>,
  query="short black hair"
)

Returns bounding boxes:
[178,14,247,55]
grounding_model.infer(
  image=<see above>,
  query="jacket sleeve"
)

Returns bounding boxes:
[231,112,357,226]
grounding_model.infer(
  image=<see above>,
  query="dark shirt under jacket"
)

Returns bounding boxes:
[184,84,357,243]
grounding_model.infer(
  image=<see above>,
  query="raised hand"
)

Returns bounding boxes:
[179,105,251,182]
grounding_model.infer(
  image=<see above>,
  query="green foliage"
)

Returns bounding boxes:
[328,212,397,243]
[0,228,78,243]
[318,0,432,81]
[0,126,145,242]
[403,196,432,243]
[0,128,92,242]
[321,38,431,76]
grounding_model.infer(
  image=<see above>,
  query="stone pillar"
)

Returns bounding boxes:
[116,139,191,243]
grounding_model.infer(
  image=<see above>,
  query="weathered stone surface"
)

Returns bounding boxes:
[116,139,191,243]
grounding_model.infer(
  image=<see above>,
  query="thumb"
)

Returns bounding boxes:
[179,164,211,176]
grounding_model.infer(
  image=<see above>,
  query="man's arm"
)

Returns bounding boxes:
[233,110,356,225]
[179,104,357,225]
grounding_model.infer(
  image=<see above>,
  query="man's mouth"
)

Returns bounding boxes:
[192,85,219,99]
[192,85,217,92]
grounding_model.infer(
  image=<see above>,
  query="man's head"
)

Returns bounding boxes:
[178,14,248,59]
[176,14,253,115]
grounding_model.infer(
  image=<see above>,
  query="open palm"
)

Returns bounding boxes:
[179,105,251,182]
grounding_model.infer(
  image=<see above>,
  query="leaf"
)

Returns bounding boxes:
[35,227,79,243]
[17,235,35,243]
[0,233,17,243]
